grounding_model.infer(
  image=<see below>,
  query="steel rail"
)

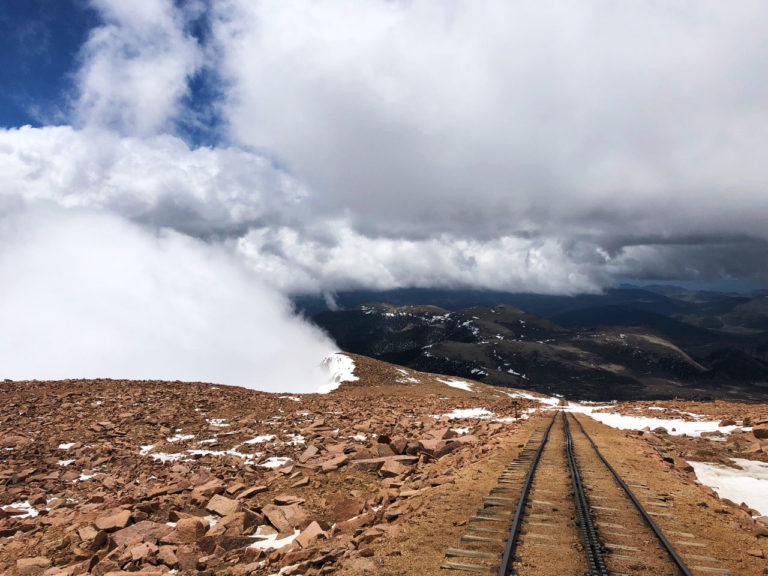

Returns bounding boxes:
[563,410,608,575]
[569,413,693,576]
[496,411,558,576]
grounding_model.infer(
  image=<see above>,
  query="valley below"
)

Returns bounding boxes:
[310,288,768,402]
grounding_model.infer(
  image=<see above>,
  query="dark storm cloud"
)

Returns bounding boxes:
[208,0,768,289]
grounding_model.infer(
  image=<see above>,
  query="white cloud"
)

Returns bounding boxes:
[210,0,768,250]
[75,0,203,135]
[0,208,335,390]
[237,224,605,294]
[0,125,306,236]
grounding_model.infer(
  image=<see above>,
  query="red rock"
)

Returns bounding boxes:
[176,545,201,571]
[206,494,240,516]
[280,503,310,530]
[374,443,396,457]
[156,545,178,567]
[384,505,404,522]
[238,485,267,499]
[349,455,418,471]
[262,504,293,535]
[320,454,349,472]
[389,436,407,454]
[192,478,224,497]
[130,541,158,561]
[16,557,50,574]
[295,521,325,548]
[753,424,768,440]
[112,520,169,547]
[77,525,98,542]
[379,458,410,478]
[673,458,694,473]
[326,492,365,523]
[225,481,246,495]
[417,437,446,455]
[105,573,166,576]
[274,494,305,506]
[94,509,131,531]
[298,445,319,463]
[163,517,208,544]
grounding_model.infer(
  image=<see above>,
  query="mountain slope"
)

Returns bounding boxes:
[313,302,768,401]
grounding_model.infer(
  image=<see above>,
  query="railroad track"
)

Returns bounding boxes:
[442,409,696,575]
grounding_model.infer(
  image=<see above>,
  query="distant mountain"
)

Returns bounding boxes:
[312,301,768,402]
[550,305,728,347]
[295,286,697,317]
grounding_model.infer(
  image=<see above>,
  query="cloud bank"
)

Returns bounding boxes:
[209,0,768,284]
[0,208,335,390]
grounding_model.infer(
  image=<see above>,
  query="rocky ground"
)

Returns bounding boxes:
[0,354,540,576]
[2,355,768,575]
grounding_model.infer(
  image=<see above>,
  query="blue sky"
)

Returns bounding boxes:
[0,0,223,145]
[0,0,98,127]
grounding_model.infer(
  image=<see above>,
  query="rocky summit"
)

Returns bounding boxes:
[2,354,768,575]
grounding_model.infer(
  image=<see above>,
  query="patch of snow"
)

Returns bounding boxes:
[140,444,155,456]
[495,415,529,422]
[319,353,359,394]
[352,434,367,441]
[395,368,420,384]
[508,391,560,406]
[437,408,495,420]
[2,501,39,518]
[285,434,305,445]
[690,459,768,516]
[244,435,275,444]
[452,427,470,435]
[204,515,220,526]
[279,396,302,402]
[58,442,75,450]
[77,472,98,482]
[572,404,748,437]
[58,459,75,466]
[259,456,292,468]
[249,529,301,550]
[166,434,195,443]
[207,418,229,427]
[150,452,186,463]
[188,448,261,465]
[437,378,473,392]
[265,561,302,575]
[197,438,217,444]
